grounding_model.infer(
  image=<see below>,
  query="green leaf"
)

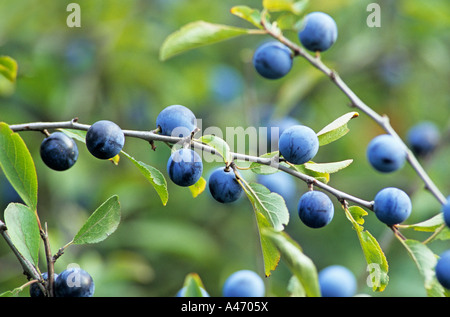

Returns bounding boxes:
[199,134,233,165]
[244,182,289,232]
[263,0,309,15]
[121,152,169,206]
[59,128,87,143]
[72,195,121,245]
[0,56,18,82]
[400,213,444,232]
[249,151,288,175]
[400,239,445,297]
[256,211,281,277]
[4,203,40,267]
[303,159,353,174]
[344,206,389,292]
[189,176,206,198]
[317,112,359,146]
[180,273,208,297]
[160,21,256,61]
[294,164,330,184]
[0,123,38,211]
[230,6,263,29]
[262,229,321,297]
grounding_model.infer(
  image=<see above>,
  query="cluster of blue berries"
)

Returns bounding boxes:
[253,12,338,80]
[30,267,94,297]
[40,120,125,171]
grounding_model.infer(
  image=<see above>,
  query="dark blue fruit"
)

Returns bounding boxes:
[298,12,338,52]
[278,125,319,165]
[208,167,243,203]
[366,134,406,173]
[29,272,58,297]
[222,270,265,297]
[297,191,334,228]
[167,148,203,187]
[40,132,78,171]
[318,265,357,297]
[253,41,293,80]
[373,187,412,226]
[407,121,440,157]
[55,267,94,297]
[156,104,197,137]
[436,250,450,290]
[86,120,125,159]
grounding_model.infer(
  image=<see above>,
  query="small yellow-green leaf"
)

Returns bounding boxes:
[230,5,263,29]
[0,56,18,82]
[189,176,206,198]
[199,134,232,165]
[263,0,309,15]
[303,159,353,174]
[180,273,208,297]
[317,112,359,146]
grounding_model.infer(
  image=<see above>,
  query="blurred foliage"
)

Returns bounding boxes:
[0,0,449,297]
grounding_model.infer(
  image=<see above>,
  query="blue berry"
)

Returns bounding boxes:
[156,105,197,137]
[297,191,334,228]
[29,272,58,297]
[253,41,293,80]
[208,167,243,203]
[436,250,450,290]
[366,134,406,173]
[407,121,440,157]
[222,270,265,297]
[40,132,78,171]
[278,125,319,165]
[319,265,357,297]
[266,116,301,152]
[86,120,125,159]
[55,267,95,297]
[167,148,203,187]
[298,12,338,52]
[373,187,412,226]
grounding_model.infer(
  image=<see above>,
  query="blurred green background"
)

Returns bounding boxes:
[0,0,449,297]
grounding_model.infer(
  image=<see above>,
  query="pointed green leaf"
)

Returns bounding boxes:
[0,123,38,211]
[303,159,353,174]
[59,128,87,143]
[244,182,289,232]
[72,195,121,245]
[294,164,330,184]
[249,151,288,175]
[121,152,169,206]
[199,134,232,165]
[4,203,40,266]
[317,112,359,146]
[344,206,389,292]
[256,211,281,277]
[262,229,321,297]
[189,176,206,198]
[400,239,445,297]
[230,6,263,29]
[263,0,309,15]
[400,213,445,232]
[0,56,18,82]
[160,21,255,61]
[180,273,208,297]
